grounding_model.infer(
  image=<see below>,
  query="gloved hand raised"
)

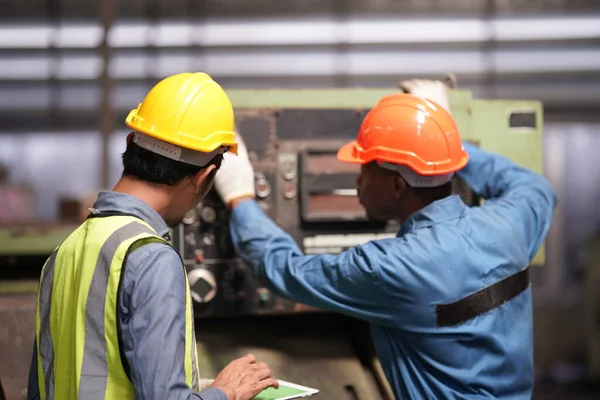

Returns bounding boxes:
[214,130,256,207]
[399,79,451,114]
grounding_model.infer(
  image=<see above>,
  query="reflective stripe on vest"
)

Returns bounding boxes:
[35,215,200,399]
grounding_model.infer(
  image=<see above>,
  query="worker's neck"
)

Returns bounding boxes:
[392,197,427,226]
[112,176,172,220]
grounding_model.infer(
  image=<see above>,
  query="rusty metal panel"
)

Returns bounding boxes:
[234,115,272,158]
[276,109,366,140]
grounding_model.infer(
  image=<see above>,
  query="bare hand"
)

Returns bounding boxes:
[211,354,279,400]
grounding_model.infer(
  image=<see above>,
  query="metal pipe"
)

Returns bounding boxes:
[99,0,116,189]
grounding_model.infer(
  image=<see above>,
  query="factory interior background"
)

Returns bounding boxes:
[1,0,599,399]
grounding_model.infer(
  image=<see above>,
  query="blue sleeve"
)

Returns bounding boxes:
[120,243,227,400]
[27,339,40,400]
[457,142,558,260]
[230,201,395,325]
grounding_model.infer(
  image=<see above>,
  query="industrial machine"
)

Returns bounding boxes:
[173,88,544,321]
[176,109,479,319]
[0,87,544,399]
[176,88,544,399]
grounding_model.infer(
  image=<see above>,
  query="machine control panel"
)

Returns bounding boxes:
[172,109,479,319]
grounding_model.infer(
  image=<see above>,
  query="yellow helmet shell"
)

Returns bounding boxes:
[125,72,238,155]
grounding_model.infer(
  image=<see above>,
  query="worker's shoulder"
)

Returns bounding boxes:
[119,241,187,307]
[380,218,469,267]
[125,239,182,274]
[465,198,532,236]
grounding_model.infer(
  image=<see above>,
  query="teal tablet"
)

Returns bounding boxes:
[253,380,319,400]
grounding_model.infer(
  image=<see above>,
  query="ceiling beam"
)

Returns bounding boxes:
[1,0,598,20]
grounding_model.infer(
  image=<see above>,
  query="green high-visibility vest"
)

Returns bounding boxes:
[35,214,200,399]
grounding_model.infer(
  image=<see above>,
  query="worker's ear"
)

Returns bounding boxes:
[392,174,408,201]
[126,132,134,145]
[192,164,217,194]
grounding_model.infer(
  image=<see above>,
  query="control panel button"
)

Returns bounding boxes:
[188,268,217,303]
[255,175,271,198]
[199,206,217,224]
[281,162,296,180]
[282,182,297,199]
[185,232,197,246]
[182,209,197,225]
[279,154,297,180]
[202,234,214,246]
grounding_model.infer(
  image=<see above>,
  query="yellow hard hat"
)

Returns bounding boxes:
[125,72,238,162]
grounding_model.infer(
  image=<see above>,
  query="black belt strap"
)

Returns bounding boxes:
[435,267,530,327]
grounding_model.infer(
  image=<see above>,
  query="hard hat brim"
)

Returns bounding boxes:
[338,139,470,175]
[337,141,364,164]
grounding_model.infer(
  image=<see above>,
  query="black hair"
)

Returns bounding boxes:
[122,140,223,185]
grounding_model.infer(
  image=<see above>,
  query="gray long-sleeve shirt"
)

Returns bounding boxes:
[28,191,227,400]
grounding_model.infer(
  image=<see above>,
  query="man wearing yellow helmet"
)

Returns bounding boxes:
[27,73,278,400]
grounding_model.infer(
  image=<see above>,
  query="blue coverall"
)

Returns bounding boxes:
[229,143,557,399]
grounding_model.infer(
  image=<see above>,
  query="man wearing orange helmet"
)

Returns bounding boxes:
[27,73,278,400]
[214,79,557,399]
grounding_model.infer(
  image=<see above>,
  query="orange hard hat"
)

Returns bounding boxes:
[337,93,468,178]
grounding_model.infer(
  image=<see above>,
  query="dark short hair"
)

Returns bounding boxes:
[122,140,223,185]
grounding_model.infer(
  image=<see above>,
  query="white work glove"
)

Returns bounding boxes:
[399,79,451,113]
[214,131,256,205]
